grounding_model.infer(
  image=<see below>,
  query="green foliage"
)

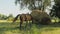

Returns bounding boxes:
[51,17,60,23]
[54,0,60,4]
[0,14,7,20]
[43,0,51,9]
[7,14,14,21]
[50,0,60,18]
[15,0,51,10]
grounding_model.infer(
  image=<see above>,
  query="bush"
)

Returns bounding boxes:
[31,10,51,25]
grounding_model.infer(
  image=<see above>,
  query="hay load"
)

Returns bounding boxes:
[31,10,51,25]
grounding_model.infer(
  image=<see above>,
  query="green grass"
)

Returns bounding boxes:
[0,22,60,34]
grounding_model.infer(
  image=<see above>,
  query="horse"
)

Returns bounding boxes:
[13,14,33,29]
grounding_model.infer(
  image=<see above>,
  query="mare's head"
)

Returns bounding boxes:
[13,14,21,22]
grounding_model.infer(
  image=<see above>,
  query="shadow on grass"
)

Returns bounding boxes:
[28,22,60,31]
[14,22,60,31]
[1,22,60,33]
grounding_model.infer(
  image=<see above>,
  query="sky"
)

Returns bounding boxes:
[0,0,54,17]
[0,0,31,17]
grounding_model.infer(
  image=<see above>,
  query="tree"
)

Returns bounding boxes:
[50,0,60,18]
[7,14,14,21]
[15,0,51,11]
[0,14,7,20]
[54,0,60,4]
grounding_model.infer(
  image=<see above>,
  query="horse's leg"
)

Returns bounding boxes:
[32,19,33,24]
[29,20,32,29]
[20,21,23,30]
[25,20,28,28]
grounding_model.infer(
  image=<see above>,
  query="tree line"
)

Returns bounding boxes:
[0,14,14,20]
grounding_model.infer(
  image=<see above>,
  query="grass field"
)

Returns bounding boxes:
[0,22,60,34]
